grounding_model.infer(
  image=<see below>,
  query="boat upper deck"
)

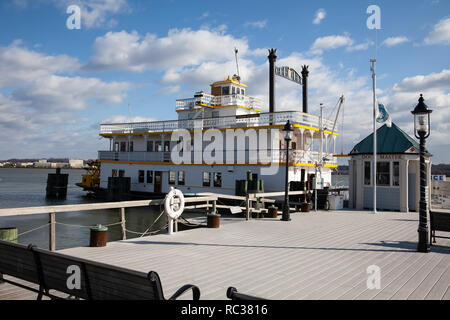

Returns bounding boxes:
[100,111,337,136]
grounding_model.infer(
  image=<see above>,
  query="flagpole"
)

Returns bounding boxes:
[371,58,377,214]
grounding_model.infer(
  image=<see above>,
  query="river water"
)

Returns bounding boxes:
[0,168,168,250]
[0,168,349,250]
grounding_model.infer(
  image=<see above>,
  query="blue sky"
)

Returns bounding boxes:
[0,0,449,162]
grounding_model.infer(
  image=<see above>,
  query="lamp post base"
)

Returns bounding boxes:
[281,207,291,221]
[417,230,430,253]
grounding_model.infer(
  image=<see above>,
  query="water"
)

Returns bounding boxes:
[0,168,168,250]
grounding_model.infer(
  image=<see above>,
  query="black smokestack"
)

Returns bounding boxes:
[268,49,277,114]
[301,65,309,113]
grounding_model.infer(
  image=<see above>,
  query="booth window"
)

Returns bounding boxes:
[168,171,176,185]
[222,86,230,95]
[178,171,185,185]
[393,162,400,186]
[214,172,222,187]
[203,172,211,187]
[146,170,153,183]
[376,162,390,186]
[364,161,371,185]
[138,170,145,183]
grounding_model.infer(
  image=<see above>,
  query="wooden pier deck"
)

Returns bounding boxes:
[1,210,450,300]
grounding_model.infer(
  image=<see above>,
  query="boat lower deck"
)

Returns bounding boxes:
[1,210,450,300]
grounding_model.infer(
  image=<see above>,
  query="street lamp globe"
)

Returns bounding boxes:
[411,94,432,139]
[283,120,294,141]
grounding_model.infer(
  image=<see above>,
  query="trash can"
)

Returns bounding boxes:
[90,224,108,247]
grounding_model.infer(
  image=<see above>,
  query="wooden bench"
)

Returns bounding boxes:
[0,240,200,300]
[226,287,267,300]
[430,210,450,245]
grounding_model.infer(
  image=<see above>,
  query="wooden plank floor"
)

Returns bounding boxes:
[2,210,449,300]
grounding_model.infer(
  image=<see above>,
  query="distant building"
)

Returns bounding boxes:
[69,159,84,168]
[348,123,431,212]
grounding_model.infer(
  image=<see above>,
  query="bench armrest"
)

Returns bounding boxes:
[227,287,267,300]
[168,284,200,300]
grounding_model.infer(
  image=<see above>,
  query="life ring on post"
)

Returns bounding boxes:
[164,187,185,220]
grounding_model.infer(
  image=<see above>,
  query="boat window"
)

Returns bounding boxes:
[120,142,126,152]
[203,172,211,187]
[364,161,371,185]
[232,86,236,94]
[147,141,153,152]
[169,171,176,185]
[291,142,297,150]
[164,141,170,152]
[178,171,185,185]
[129,141,134,152]
[212,111,220,118]
[222,86,230,95]
[114,142,119,152]
[155,141,162,152]
[119,170,125,177]
[147,170,153,183]
[138,170,145,183]
[214,172,222,188]
[112,169,117,177]
[376,162,390,186]
[241,88,245,95]
[393,162,400,186]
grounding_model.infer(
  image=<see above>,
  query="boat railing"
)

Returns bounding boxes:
[100,111,335,135]
[98,149,337,165]
[176,94,262,111]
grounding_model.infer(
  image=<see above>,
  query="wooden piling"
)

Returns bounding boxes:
[49,212,55,251]
[120,207,126,240]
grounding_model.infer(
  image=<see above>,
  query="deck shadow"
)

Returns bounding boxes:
[361,240,450,254]
[124,239,427,253]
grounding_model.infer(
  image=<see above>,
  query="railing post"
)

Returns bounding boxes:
[205,201,210,216]
[212,200,217,215]
[49,212,55,251]
[120,207,126,240]
[245,194,250,221]
[174,219,178,233]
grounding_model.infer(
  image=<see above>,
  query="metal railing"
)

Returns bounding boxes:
[98,149,337,165]
[176,93,262,111]
[100,111,336,135]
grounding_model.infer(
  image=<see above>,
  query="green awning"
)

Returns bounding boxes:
[350,123,422,155]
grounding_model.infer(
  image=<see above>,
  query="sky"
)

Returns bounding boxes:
[0,0,449,163]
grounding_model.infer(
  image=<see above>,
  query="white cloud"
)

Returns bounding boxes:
[85,28,249,72]
[310,35,354,54]
[382,36,410,47]
[393,69,450,92]
[244,20,267,29]
[424,17,450,45]
[347,40,374,52]
[13,0,129,28]
[0,41,130,159]
[313,9,326,25]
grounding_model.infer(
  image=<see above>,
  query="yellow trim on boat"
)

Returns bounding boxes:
[99,160,338,168]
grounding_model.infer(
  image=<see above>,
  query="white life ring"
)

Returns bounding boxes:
[164,187,185,220]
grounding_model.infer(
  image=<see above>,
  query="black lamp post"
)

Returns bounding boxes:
[281,120,294,221]
[411,94,432,253]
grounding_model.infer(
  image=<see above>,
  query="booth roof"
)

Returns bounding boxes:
[350,123,424,155]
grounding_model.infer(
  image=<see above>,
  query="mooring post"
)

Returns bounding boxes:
[120,207,126,240]
[49,212,55,251]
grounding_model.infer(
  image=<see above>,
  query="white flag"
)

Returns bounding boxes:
[376,101,392,127]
